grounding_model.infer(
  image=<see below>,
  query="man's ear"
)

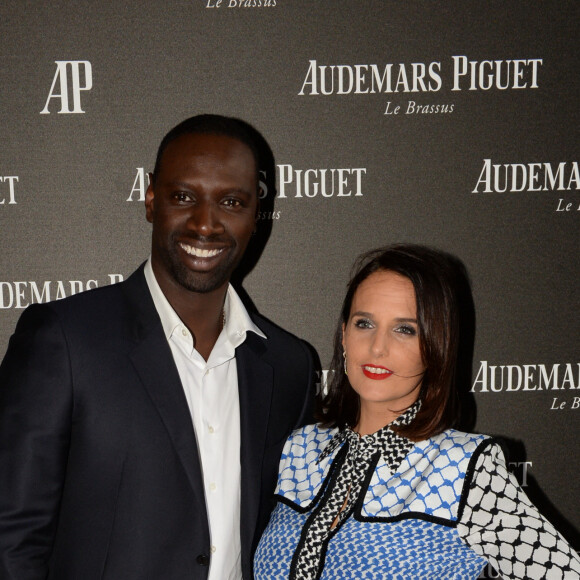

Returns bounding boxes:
[145,173,155,223]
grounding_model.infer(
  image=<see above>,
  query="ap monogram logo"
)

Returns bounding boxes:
[40,60,93,114]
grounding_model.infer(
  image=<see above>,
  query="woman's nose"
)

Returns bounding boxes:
[370,332,388,357]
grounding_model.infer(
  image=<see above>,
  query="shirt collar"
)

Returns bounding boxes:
[143,258,266,350]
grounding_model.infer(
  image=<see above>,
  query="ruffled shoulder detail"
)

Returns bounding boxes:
[275,423,341,508]
[361,430,489,522]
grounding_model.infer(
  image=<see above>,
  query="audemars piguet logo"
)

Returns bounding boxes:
[472,361,579,392]
[472,160,580,213]
[472,361,580,411]
[40,61,93,114]
[0,276,123,310]
[278,164,366,198]
[473,160,579,193]
[0,176,18,205]
[126,165,367,215]
[298,56,543,116]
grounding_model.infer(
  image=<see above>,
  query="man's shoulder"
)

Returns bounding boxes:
[248,311,299,341]
[18,266,148,331]
[249,311,312,355]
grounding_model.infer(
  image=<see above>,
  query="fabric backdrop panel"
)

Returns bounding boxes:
[1,2,578,574]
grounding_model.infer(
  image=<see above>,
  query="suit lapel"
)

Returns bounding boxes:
[122,267,208,515]
[236,333,273,557]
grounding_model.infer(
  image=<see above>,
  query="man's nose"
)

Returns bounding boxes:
[187,202,224,236]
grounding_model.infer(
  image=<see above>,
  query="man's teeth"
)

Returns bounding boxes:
[180,243,223,258]
[363,366,391,374]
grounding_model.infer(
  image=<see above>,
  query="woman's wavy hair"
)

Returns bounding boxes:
[316,244,463,441]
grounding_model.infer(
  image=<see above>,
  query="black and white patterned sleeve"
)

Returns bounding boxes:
[457,440,580,579]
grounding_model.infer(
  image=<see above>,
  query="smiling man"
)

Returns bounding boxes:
[0,115,315,580]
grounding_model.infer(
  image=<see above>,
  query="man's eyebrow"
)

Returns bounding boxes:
[163,181,255,195]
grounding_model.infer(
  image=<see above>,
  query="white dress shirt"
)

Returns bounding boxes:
[144,259,266,580]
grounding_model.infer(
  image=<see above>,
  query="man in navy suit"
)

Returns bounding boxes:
[0,115,315,579]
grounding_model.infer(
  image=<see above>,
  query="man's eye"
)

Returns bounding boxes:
[223,198,242,208]
[173,192,190,202]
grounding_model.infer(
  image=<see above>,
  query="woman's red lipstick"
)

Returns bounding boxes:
[361,364,393,380]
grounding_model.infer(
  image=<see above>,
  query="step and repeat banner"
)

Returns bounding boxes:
[1,1,578,575]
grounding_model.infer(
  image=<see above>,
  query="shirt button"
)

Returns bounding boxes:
[209,482,216,492]
[211,545,217,554]
[181,328,188,337]
[208,426,215,434]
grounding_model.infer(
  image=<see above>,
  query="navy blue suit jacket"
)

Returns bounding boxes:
[0,265,315,579]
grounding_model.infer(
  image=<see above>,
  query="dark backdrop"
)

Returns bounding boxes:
[1,2,578,576]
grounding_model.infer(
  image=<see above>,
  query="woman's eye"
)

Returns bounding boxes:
[395,325,417,336]
[353,318,373,329]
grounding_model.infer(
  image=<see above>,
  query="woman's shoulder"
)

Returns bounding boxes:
[290,422,337,437]
[418,428,492,457]
[275,424,342,506]
[430,428,490,444]
[398,429,495,489]
[282,423,340,459]
[362,430,495,521]
[407,429,494,473]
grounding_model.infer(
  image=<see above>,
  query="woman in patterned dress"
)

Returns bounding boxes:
[254,244,580,580]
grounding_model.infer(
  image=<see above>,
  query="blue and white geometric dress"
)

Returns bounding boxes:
[254,405,580,580]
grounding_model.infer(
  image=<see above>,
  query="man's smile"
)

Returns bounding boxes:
[179,242,226,259]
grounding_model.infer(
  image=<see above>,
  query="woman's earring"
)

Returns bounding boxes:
[343,351,348,376]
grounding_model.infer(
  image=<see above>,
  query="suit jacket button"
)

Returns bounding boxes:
[196,554,210,566]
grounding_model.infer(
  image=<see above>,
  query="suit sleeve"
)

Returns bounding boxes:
[0,305,73,580]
